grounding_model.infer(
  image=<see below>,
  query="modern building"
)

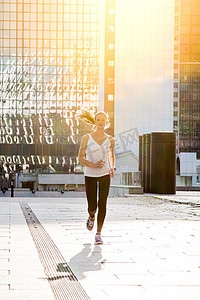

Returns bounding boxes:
[173,0,200,186]
[0,0,115,183]
[173,0,200,157]
[104,0,115,136]
[114,0,174,158]
[113,0,200,188]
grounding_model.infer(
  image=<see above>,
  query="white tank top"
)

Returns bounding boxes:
[84,134,110,177]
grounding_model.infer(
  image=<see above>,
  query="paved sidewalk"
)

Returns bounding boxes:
[0,194,200,300]
[150,191,200,205]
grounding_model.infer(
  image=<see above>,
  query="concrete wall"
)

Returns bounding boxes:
[38,174,85,184]
[116,153,138,173]
[177,153,200,187]
[0,189,86,198]
[179,152,197,176]
[17,173,37,189]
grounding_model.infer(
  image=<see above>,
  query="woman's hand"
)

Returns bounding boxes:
[93,160,105,168]
[109,167,115,178]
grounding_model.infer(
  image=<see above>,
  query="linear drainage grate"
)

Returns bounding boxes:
[20,202,90,300]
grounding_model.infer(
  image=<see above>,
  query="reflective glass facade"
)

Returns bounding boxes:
[0,0,104,173]
[174,0,200,158]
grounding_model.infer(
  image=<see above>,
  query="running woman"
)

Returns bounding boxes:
[77,109,115,244]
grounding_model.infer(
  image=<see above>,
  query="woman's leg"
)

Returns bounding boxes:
[85,176,97,219]
[97,175,110,233]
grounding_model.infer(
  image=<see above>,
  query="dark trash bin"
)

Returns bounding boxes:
[142,134,146,190]
[139,135,142,172]
[150,132,176,194]
[139,135,143,180]
[145,133,151,193]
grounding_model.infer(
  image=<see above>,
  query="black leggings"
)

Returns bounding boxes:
[85,175,110,233]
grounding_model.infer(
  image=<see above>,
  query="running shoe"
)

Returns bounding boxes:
[95,233,103,245]
[86,217,94,231]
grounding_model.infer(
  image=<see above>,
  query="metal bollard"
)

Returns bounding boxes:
[11,180,14,197]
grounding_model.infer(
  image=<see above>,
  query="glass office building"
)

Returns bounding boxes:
[174,0,200,158]
[0,0,111,174]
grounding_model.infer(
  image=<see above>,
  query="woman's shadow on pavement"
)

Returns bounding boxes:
[68,243,104,280]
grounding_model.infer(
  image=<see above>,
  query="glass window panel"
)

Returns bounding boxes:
[108,60,114,67]
[192,26,200,34]
[3,12,8,20]
[58,23,63,31]
[3,39,9,47]
[91,5,96,13]
[10,22,16,30]
[108,43,114,50]
[4,3,10,11]
[51,14,57,22]
[18,13,23,21]
[10,4,16,12]
[18,4,23,12]
[30,13,37,22]
[31,3,37,12]
[3,21,9,30]
[91,15,97,22]
[44,22,50,30]
[10,39,16,47]
[180,26,190,34]
[109,9,115,15]
[24,22,30,30]
[44,14,50,22]
[24,31,30,39]
[24,13,30,22]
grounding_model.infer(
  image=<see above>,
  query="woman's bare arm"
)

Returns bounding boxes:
[109,136,115,177]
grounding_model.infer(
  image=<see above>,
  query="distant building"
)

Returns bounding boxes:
[115,0,174,159]
[115,151,138,173]
[173,0,200,157]
[176,152,200,187]
[173,0,200,187]
[0,0,115,180]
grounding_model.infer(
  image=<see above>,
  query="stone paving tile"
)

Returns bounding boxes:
[0,290,54,300]
[0,202,54,300]
[0,249,10,257]
[0,284,10,291]
[95,284,146,300]
[150,191,200,205]
[0,275,10,285]
[0,203,11,296]
[28,197,200,300]
[143,286,200,300]
[0,270,9,276]
[1,195,200,299]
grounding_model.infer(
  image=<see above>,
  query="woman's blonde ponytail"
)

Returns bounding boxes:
[76,108,95,125]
